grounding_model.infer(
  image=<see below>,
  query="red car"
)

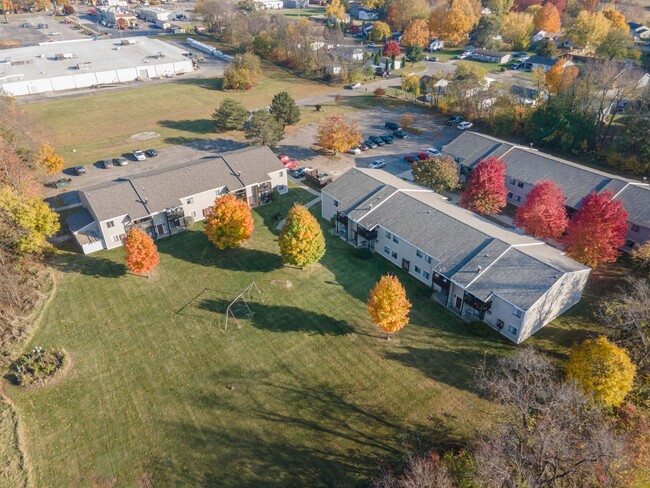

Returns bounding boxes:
[278,155,291,163]
[404,155,418,163]
[283,160,299,170]
[417,152,429,160]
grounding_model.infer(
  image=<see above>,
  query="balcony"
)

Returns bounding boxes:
[357,226,377,240]
[166,207,185,220]
[125,218,153,233]
[336,213,348,225]
[463,291,492,313]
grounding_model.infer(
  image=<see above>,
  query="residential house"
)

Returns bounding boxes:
[257,0,284,9]
[470,49,511,64]
[428,39,444,52]
[481,7,493,14]
[68,147,288,254]
[441,131,650,250]
[350,6,379,20]
[283,0,309,7]
[532,30,562,43]
[522,55,572,72]
[332,47,364,62]
[629,22,650,40]
[322,168,590,343]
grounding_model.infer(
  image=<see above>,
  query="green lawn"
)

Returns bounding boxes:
[6,190,600,487]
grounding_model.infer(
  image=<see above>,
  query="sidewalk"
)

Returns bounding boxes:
[275,177,321,231]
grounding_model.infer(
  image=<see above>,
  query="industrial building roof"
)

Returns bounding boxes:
[0,37,189,82]
[324,168,589,310]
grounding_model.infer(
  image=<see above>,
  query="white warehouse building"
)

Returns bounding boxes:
[0,38,193,96]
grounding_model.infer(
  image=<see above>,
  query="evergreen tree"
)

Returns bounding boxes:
[269,91,301,128]
[212,98,249,132]
[244,110,284,146]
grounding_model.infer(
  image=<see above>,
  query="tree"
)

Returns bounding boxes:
[401,19,429,47]
[474,15,503,49]
[373,87,386,97]
[486,0,515,16]
[244,110,284,146]
[269,91,300,128]
[602,8,626,30]
[534,2,561,32]
[399,113,414,128]
[367,274,411,339]
[515,180,568,239]
[204,194,254,250]
[564,191,628,268]
[631,242,650,271]
[386,0,430,31]
[536,38,559,58]
[325,0,345,21]
[544,58,579,94]
[566,11,610,52]
[406,45,425,64]
[502,12,534,50]
[475,348,623,487]
[62,4,74,14]
[35,143,64,175]
[412,156,460,193]
[513,0,541,11]
[596,28,636,60]
[369,21,392,42]
[401,74,420,100]
[278,204,325,268]
[123,228,160,277]
[223,53,262,90]
[383,40,400,58]
[429,5,472,45]
[316,116,362,153]
[599,278,650,368]
[212,98,249,132]
[566,336,636,408]
[546,0,565,14]
[454,61,488,81]
[459,157,507,215]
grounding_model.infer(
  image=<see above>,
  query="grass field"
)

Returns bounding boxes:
[6,189,601,487]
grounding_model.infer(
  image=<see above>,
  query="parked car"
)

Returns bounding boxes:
[417,152,430,160]
[359,143,370,151]
[349,146,361,155]
[145,149,158,157]
[289,166,310,178]
[284,160,299,170]
[385,121,401,131]
[350,82,362,89]
[369,135,385,146]
[427,147,441,157]
[364,139,378,149]
[278,154,291,163]
[51,178,72,189]
[367,42,376,48]
[353,32,364,38]
[428,56,439,62]
[445,116,463,125]
[369,159,386,169]
[404,155,418,163]
[393,130,408,139]
[37,23,48,29]
[48,32,61,36]
[380,135,394,144]
[74,165,87,175]
[511,52,528,59]
[457,121,473,130]
[21,22,32,27]
[102,158,114,168]
[133,150,146,161]
[114,157,128,166]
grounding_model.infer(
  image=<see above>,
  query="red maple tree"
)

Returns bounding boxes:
[564,191,629,268]
[124,227,160,277]
[383,40,401,58]
[515,180,568,239]
[459,157,507,215]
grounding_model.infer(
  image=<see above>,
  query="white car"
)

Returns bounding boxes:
[349,146,361,155]
[457,121,473,130]
[369,159,386,169]
[350,82,362,89]
[133,150,146,161]
[48,31,61,36]
[427,147,441,157]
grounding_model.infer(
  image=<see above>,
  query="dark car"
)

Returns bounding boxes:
[364,139,378,149]
[359,143,370,151]
[445,116,463,126]
[428,56,439,62]
[102,158,114,168]
[393,130,407,139]
[289,167,307,178]
[385,121,401,131]
[74,165,87,175]
[145,149,158,157]
[380,134,394,144]
[404,155,418,163]
[369,135,385,146]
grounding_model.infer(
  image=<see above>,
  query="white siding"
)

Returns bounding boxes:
[27,79,53,94]
[181,187,224,221]
[95,70,120,84]
[100,215,130,250]
[50,75,77,91]
[116,67,138,82]
[0,81,29,96]
[321,191,338,221]
[269,169,288,194]
[72,73,97,88]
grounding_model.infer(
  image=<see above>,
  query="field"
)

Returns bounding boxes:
[21,63,339,167]
[6,189,600,487]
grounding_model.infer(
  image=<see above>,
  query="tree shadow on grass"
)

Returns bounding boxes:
[197,298,355,335]
[177,76,224,91]
[49,252,126,279]
[161,136,247,153]
[159,119,215,135]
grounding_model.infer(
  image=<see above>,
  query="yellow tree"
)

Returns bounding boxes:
[602,8,626,30]
[545,59,579,94]
[566,11,610,52]
[401,19,430,47]
[325,0,345,21]
[453,0,481,28]
[502,12,534,50]
[431,5,472,45]
[534,2,561,32]
[204,194,254,250]
[278,204,325,268]
[36,144,64,175]
[401,74,420,100]
[370,21,392,42]
[367,274,412,339]
[566,336,636,409]
[316,116,362,153]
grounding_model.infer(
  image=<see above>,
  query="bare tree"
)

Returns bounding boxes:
[193,0,236,42]
[373,454,454,488]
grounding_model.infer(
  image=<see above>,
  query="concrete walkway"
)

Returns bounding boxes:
[275,177,321,231]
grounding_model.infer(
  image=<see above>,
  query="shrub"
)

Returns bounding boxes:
[10,347,66,386]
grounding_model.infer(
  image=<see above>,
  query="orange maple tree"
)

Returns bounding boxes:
[534,2,561,32]
[316,116,362,153]
[545,59,579,94]
[602,8,626,30]
[401,19,430,47]
[367,274,412,339]
[204,194,254,250]
[124,227,160,277]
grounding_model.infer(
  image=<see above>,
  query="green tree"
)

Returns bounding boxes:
[411,156,460,193]
[502,12,534,50]
[566,11,610,53]
[566,336,636,408]
[474,15,503,49]
[454,61,488,81]
[406,45,425,64]
[269,91,301,128]
[401,74,420,100]
[278,204,326,268]
[244,110,284,146]
[212,98,249,132]
[596,28,636,60]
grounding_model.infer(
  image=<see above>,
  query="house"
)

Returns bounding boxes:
[377,56,402,70]
[441,131,650,250]
[629,22,650,40]
[470,49,511,64]
[428,39,444,52]
[522,55,572,72]
[350,6,379,20]
[532,30,562,43]
[481,7,493,14]
[332,47,365,62]
[283,0,308,7]
[68,147,288,254]
[257,0,284,9]
[322,168,590,343]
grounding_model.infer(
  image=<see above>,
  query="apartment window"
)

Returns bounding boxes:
[334,200,339,208]
[416,249,423,258]
[510,178,516,185]
[507,192,513,200]
[513,306,522,318]
[414,265,421,274]
[508,324,518,336]
[631,224,641,232]
[279,171,283,177]
[106,220,115,228]
[384,245,390,254]
[391,250,398,259]
[187,197,194,204]
[517,181,524,188]
[191,211,197,217]
[392,235,398,244]
[514,195,521,202]
[385,230,391,239]
[111,235,119,243]
[423,271,431,280]
[425,255,432,264]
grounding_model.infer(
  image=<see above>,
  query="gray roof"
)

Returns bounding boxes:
[473,49,509,58]
[325,169,589,310]
[442,132,650,227]
[83,146,284,222]
[524,55,559,67]
[66,208,95,233]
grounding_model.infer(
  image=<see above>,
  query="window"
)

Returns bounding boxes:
[384,245,390,254]
[514,195,521,202]
[279,171,283,177]
[414,265,421,274]
[631,224,640,232]
[510,178,516,185]
[392,235,398,244]
[507,192,513,200]
[106,220,115,228]
[425,255,432,264]
[423,271,430,280]
[111,235,120,243]
[391,250,398,259]
[186,197,194,204]
[508,324,518,336]
[517,181,524,188]
[334,200,339,208]
[513,306,522,318]
[191,211,197,217]
[385,230,391,239]
[416,249,423,258]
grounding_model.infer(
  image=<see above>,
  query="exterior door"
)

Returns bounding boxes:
[455,296,462,310]
[402,259,410,271]
[248,195,254,206]
[156,224,164,236]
